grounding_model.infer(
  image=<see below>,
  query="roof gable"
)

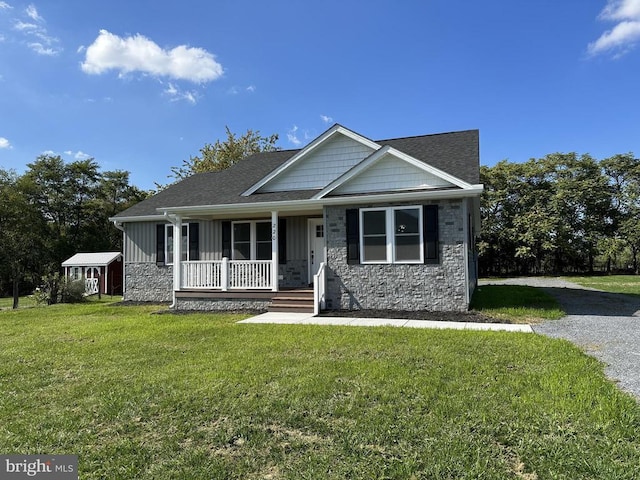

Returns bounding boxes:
[315,146,471,198]
[244,124,380,195]
[112,127,481,220]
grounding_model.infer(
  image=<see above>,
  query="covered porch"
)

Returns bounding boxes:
[166,208,327,314]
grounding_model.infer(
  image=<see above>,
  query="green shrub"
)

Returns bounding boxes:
[34,273,86,305]
[61,279,87,303]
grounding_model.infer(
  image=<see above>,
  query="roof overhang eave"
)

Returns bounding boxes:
[156,185,484,217]
[109,214,166,224]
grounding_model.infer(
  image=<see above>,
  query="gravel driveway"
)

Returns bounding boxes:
[480,277,640,400]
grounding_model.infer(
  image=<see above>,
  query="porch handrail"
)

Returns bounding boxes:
[313,262,326,315]
[181,259,273,290]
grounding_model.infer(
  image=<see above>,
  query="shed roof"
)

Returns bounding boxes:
[62,252,122,267]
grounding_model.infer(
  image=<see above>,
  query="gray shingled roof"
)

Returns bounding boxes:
[114,128,479,219]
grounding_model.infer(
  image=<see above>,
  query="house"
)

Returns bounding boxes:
[111,125,483,313]
[61,252,124,295]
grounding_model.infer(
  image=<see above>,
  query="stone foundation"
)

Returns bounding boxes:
[124,262,173,302]
[175,297,270,311]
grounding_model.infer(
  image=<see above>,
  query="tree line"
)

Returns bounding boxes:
[0,128,279,307]
[0,155,147,304]
[479,152,640,276]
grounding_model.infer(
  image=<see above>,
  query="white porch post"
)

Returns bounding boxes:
[271,210,279,292]
[173,215,182,293]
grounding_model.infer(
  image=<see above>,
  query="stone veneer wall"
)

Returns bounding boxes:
[175,297,270,311]
[324,200,468,312]
[279,259,308,288]
[124,263,173,302]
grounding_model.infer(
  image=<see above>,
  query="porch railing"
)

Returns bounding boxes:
[181,258,273,290]
[313,262,326,315]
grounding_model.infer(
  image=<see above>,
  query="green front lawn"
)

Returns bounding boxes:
[471,285,565,323]
[566,274,640,296]
[1,302,638,478]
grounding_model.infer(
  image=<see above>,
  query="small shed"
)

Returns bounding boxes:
[62,252,123,295]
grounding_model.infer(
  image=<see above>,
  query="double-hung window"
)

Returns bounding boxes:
[232,221,272,260]
[360,206,423,264]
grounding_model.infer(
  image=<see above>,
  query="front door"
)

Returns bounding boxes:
[308,218,325,284]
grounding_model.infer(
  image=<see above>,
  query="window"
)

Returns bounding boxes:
[232,221,272,260]
[360,206,424,264]
[165,223,197,264]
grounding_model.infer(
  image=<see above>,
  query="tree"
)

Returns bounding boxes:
[0,170,47,308]
[168,126,279,182]
[0,157,147,303]
[602,153,640,272]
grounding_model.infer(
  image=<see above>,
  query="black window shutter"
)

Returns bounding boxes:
[189,223,200,261]
[156,224,166,266]
[278,218,287,264]
[221,221,231,258]
[424,205,439,264]
[346,208,360,265]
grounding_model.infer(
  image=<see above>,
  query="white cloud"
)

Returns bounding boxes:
[64,150,91,160]
[320,114,333,124]
[28,41,57,55]
[246,85,256,93]
[0,136,12,149]
[13,20,37,31]
[74,151,91,160]
[287,125,302,146]
[11,7,61,55]
[164,82,197,104]
[25,4,42,22]
[0,2,12,9]
[81,30,224,83]
[600,0,640,20]
[589,0,640,56]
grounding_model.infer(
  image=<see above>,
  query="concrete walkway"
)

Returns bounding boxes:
[239,312,533,333]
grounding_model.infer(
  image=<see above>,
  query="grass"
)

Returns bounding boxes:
[471,285,565,323]
[1,301,639,478]
[566,274,640,296]
[0,294,123,309]
[0,295,38,309]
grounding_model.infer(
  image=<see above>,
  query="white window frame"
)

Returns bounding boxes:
[232,220,272,260]
[360,206,424,264]
[165,223,192,265]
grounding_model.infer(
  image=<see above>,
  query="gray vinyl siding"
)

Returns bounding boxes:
[123,218,310,264]
[285,216,308,261]
[124,220,219,263]
[123,222,158,263]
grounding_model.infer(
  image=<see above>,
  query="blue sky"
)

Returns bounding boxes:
[1,0,639,190]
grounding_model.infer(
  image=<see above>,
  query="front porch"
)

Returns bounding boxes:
[163,207,327,313]
[176,258,325,314]
[175,286,317,313]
